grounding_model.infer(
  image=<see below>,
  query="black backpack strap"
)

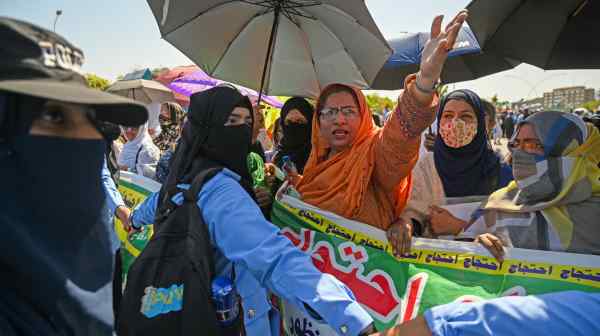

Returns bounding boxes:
[133,146,143,173]
[183,167,223,277]
[154,189,179,226]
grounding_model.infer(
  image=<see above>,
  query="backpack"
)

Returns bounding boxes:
[117,168,242,336]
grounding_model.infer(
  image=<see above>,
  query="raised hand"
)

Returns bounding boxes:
[418,11,469,91]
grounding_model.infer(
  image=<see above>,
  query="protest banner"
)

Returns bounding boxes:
[114,175,600,335]
[114,171,160,280]
[272,195,600,335]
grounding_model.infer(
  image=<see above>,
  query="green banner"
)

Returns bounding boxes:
[114,172,160,281]
[114,174,600,335]
[271,196,600,334]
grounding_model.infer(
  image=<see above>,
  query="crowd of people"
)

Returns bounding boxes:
[2,10,600,336]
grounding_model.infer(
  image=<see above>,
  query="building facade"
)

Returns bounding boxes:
[543,86,595,110]
[512,97,544,112]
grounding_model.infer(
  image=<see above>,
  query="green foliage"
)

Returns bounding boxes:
[491,94,499,106]
[436,84,449,97]
[365,93,394,114]
[85,73,110,91]
[580,100,600,112]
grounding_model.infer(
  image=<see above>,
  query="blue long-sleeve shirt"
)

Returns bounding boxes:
[131,168,373,336]
[101,160,125,216]
[425,291,600,336]
[101,160,125,252]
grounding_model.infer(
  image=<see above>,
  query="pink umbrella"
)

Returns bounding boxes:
[170,70,283,108]
[154,65,200,107]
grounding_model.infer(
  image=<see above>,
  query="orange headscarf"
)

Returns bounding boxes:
[297,84,411,224]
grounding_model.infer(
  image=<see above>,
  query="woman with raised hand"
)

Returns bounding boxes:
[295,11,468,256]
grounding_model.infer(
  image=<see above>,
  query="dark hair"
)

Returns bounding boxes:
[316,84,359,116]
[481,100,496,120]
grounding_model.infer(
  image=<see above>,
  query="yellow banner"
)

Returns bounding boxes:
[279,201,600,288]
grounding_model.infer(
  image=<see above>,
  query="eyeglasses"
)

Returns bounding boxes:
[508,139,544,153]
[319,106,359,121]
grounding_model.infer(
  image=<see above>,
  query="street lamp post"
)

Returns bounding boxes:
[53,10,62,32]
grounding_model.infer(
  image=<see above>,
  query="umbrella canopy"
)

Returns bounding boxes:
[107,79,175,105]
[154,65,199,107]
[146,0,392,98]
[122,68,153,81]
[170,70,284,108]
[466,0,600,70]
[154,65,201,85]
[371,26,518,90]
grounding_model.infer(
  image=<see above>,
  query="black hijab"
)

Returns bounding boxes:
[159,86,254,210]
[0,93,113,334]
[433,89,501,197]
[276,97,314,173]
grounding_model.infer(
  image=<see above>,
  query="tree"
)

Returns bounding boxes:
[85,73,110,91]
[365,93,394,114]
[490,94,499,106]
[580,100,600,112]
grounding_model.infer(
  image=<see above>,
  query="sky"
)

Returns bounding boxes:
[2,0,600,102]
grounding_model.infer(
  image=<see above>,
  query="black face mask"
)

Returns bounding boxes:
[0,135,114,332]
[160,87,255,208]
[202,123,252,180]
[282,122,310,148]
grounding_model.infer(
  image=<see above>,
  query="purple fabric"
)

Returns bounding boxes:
[170,71,283,108]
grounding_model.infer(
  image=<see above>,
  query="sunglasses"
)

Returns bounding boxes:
[508,139,544,153]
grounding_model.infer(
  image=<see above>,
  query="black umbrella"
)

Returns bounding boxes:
[146,0,391,99]
[466,0,599,70]
[371,27,519,90]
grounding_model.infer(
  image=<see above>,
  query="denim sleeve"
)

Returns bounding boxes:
[101,159,125,215]
[198,173,373,336]
[130,191,159,229]
[424,291,600,336]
